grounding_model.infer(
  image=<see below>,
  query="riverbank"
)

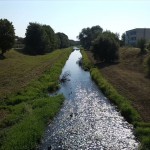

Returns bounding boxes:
[81,48,150,150]
[0,48,72,149]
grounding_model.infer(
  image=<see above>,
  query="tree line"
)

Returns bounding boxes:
[0,19,79,56]
[78,25,120,63]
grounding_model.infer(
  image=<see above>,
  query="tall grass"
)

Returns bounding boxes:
[80,47,93,70]
[81,49,150,150]
[0,48,72,150]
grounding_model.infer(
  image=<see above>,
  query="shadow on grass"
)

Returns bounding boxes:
[95,61,120,69]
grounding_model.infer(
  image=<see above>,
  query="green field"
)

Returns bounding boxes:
[0,48,72,149]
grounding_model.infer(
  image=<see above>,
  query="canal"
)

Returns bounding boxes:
[39,49,139,150]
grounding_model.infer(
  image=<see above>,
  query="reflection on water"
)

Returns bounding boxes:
[39,50,139,150]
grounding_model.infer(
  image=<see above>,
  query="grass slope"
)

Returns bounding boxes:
[81,48,150,150]
[0,48,72,150]
[0,49,67,99]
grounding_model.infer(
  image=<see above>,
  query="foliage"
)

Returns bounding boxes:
[92,31,119,62]
[42,25,55,52]
[0,19,15,55]
[56,32,69,49]
[120,32,126,46]
[78,25,103,50]
[69,40,80,46]
[146,41,150,51]
[137,38,146,53]
[24,23,56,55]
[80,47,93,70]
[0,48,72,149]
[81,49,150,150]
[54,34,61,49]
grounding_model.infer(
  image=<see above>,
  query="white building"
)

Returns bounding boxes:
[125,28,150,46]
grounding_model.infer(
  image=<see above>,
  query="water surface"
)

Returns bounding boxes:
[40,49,139,150]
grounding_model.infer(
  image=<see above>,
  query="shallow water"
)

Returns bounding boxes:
[39,49,139,150]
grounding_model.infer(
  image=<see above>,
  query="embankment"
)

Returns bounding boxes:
[81,48,150,150]
[0,48,72,149]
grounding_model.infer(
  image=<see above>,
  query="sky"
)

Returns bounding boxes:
[0,0,149,40]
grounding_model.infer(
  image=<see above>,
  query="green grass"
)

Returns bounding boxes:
[81,49,150,150]
[80,47,93,70]
[0,48,72,150]
[0,48,70,99]
[1,95,64,150]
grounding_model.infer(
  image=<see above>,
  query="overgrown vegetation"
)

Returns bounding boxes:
[137,38,146,54]
[0,48,72,150]
[24,23,70,55]
[78,25,103,50]
[78,26,120,63]
[81,49,150,150]
[0,19,15,56]
[92,31,119,62]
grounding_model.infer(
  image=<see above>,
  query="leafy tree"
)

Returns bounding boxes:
[56,32,69,48]
[54,34,61,49]
[92,31,119,62]
[42,25,55,52]
[0,19,15,56]
[137,38,146,53]
[69,40,80,46]
[120,33,126,46]
[78,25,103,50]
[25,23,56,55]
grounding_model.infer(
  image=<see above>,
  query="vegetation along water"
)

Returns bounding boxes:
[0,48,72,150]
[81,48,150,150]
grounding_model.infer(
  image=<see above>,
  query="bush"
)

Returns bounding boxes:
[137,38,146,53]
[92,31,119,62]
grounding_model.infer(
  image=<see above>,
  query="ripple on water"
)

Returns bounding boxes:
[39,50,139,150]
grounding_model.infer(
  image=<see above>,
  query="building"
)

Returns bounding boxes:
[125,28,150,46]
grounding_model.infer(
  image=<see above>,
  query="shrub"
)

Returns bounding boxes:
[92,31,119,62]
[137,38,146,53]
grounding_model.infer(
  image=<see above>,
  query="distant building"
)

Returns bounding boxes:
[125,28,150,46]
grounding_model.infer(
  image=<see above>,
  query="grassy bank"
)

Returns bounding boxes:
[81,49,150,150]
[0,48,72,149]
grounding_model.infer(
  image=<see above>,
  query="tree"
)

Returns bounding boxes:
[56,32,69,48]
[42,25,55,52]
[120,33,126,46]
[92,31,119,63]
[78,25,103,50]
[24,23,56,55]
[54,34,61,49]
[137,38,146,54]
[0,19,15,56]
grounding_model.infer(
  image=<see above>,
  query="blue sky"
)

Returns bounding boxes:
[0,0,149,40]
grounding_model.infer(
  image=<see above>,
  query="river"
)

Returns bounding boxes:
[39,49,139,150]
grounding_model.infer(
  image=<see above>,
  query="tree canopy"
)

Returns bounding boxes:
[24,23,70,54]
[92,31,119,62]
[24,23,58,55]
[56,32,69,49]
[0,19,15,56]
[78,25,103,50]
